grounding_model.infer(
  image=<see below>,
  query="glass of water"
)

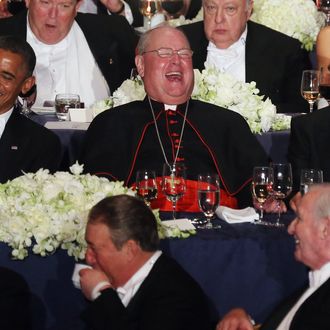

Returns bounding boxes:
[300,169,323,195]
[55,93,80,121]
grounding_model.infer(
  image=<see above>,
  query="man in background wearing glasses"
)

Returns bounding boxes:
[180,0,311,113]
[80,25,268,212]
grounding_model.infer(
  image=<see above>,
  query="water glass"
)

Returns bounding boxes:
[135,170,158,207]
[300,169,323,195]
[55,93,80,121]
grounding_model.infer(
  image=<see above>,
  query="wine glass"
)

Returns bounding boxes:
[55,93,80,121]
[271,163,292,227]
[197,173,220,229]
[138,0,161,29]
[300,169,323,195]
[162,163,186,220]
[320,0,330,25]
[319,66,330,105]
[19,84,36,117]
[160,0,184,20]
[135,170,158,207]
[252,166,274,225]
[301,70,320,113]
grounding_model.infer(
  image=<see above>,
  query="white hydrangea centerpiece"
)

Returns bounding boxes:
[0,163,194,260]
[250,0,324,51]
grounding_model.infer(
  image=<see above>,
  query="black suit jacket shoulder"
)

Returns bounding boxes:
[261,277,330,330]
[81,254,212,330]
[0,109,62,183]
[0,11,138,93]
[180,20,310,113]
[288,107,330,191]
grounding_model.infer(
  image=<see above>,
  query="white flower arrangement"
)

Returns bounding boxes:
[92,65,290,134]
[0,163,194,260]
[250,0,324,51]
[192,64,289,134]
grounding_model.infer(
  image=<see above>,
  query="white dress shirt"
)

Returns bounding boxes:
[116,250,162,307]
[0,108,13,139]
[277,262,330,330]
[206,26,247,83]
[27,16,110,107]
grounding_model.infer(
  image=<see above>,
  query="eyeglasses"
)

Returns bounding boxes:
[142,48,193,59]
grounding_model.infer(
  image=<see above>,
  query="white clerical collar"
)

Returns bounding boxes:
[116,250,162,307]
[164,104,177,111]
[309,262,330,289]
[207,25,247,55]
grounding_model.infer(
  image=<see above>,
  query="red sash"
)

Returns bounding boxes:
[134,178,238,212]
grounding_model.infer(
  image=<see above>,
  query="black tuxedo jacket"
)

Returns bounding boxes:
[180,20,311,113]
[0,107,61,183]
[261,277,330,329]
[288,107,330,192]
[0,10,138,94]
[98,0,202,27]
[0,267,32,330]
[80,98,268,208]
[81,254,212,330]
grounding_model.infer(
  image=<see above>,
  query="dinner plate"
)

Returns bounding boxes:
[32,106,56,115]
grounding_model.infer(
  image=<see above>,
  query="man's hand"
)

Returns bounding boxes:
[79,268,111,301]
[216,308,254,330]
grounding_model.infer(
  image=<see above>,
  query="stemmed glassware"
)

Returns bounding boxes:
[301,70,320,113]
[300,169,323,195]
[197,173,220,229]
[135,170,158,207]
[160,0,184,20]
[162,163,186,220]
[138,0,161,29]
[252,166,274,225]
[271,163,292,227]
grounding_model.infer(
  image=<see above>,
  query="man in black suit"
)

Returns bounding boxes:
[0,35,61,183]
[180,0,311,113]
[79,194,212,330]
[0,0,138,107]
[80,25,268,211]
[217,183,330,330]
[288,107,330,194]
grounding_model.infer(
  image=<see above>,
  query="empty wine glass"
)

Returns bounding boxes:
[301,70,320,113]
[160,0,184,19]
[138,0,161,29]
[252,166,274,225]
[135,170,158,207]
[162,163,186,220]
[300,169,323,195]
[271,163,292,227]
[197,173,220,229]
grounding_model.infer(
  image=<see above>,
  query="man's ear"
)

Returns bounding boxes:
[21,76,36,96]
[135,55,145,78]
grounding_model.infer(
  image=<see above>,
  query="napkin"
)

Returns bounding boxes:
[216,206,259,223]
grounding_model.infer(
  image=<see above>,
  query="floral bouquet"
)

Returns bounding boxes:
[0,163,194,260]
[250,0,324,51]
[192,64,290,134]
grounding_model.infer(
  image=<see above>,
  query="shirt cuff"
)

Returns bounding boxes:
[91,281,111,301]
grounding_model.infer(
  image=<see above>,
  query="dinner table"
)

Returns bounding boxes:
[0,212,308,330]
